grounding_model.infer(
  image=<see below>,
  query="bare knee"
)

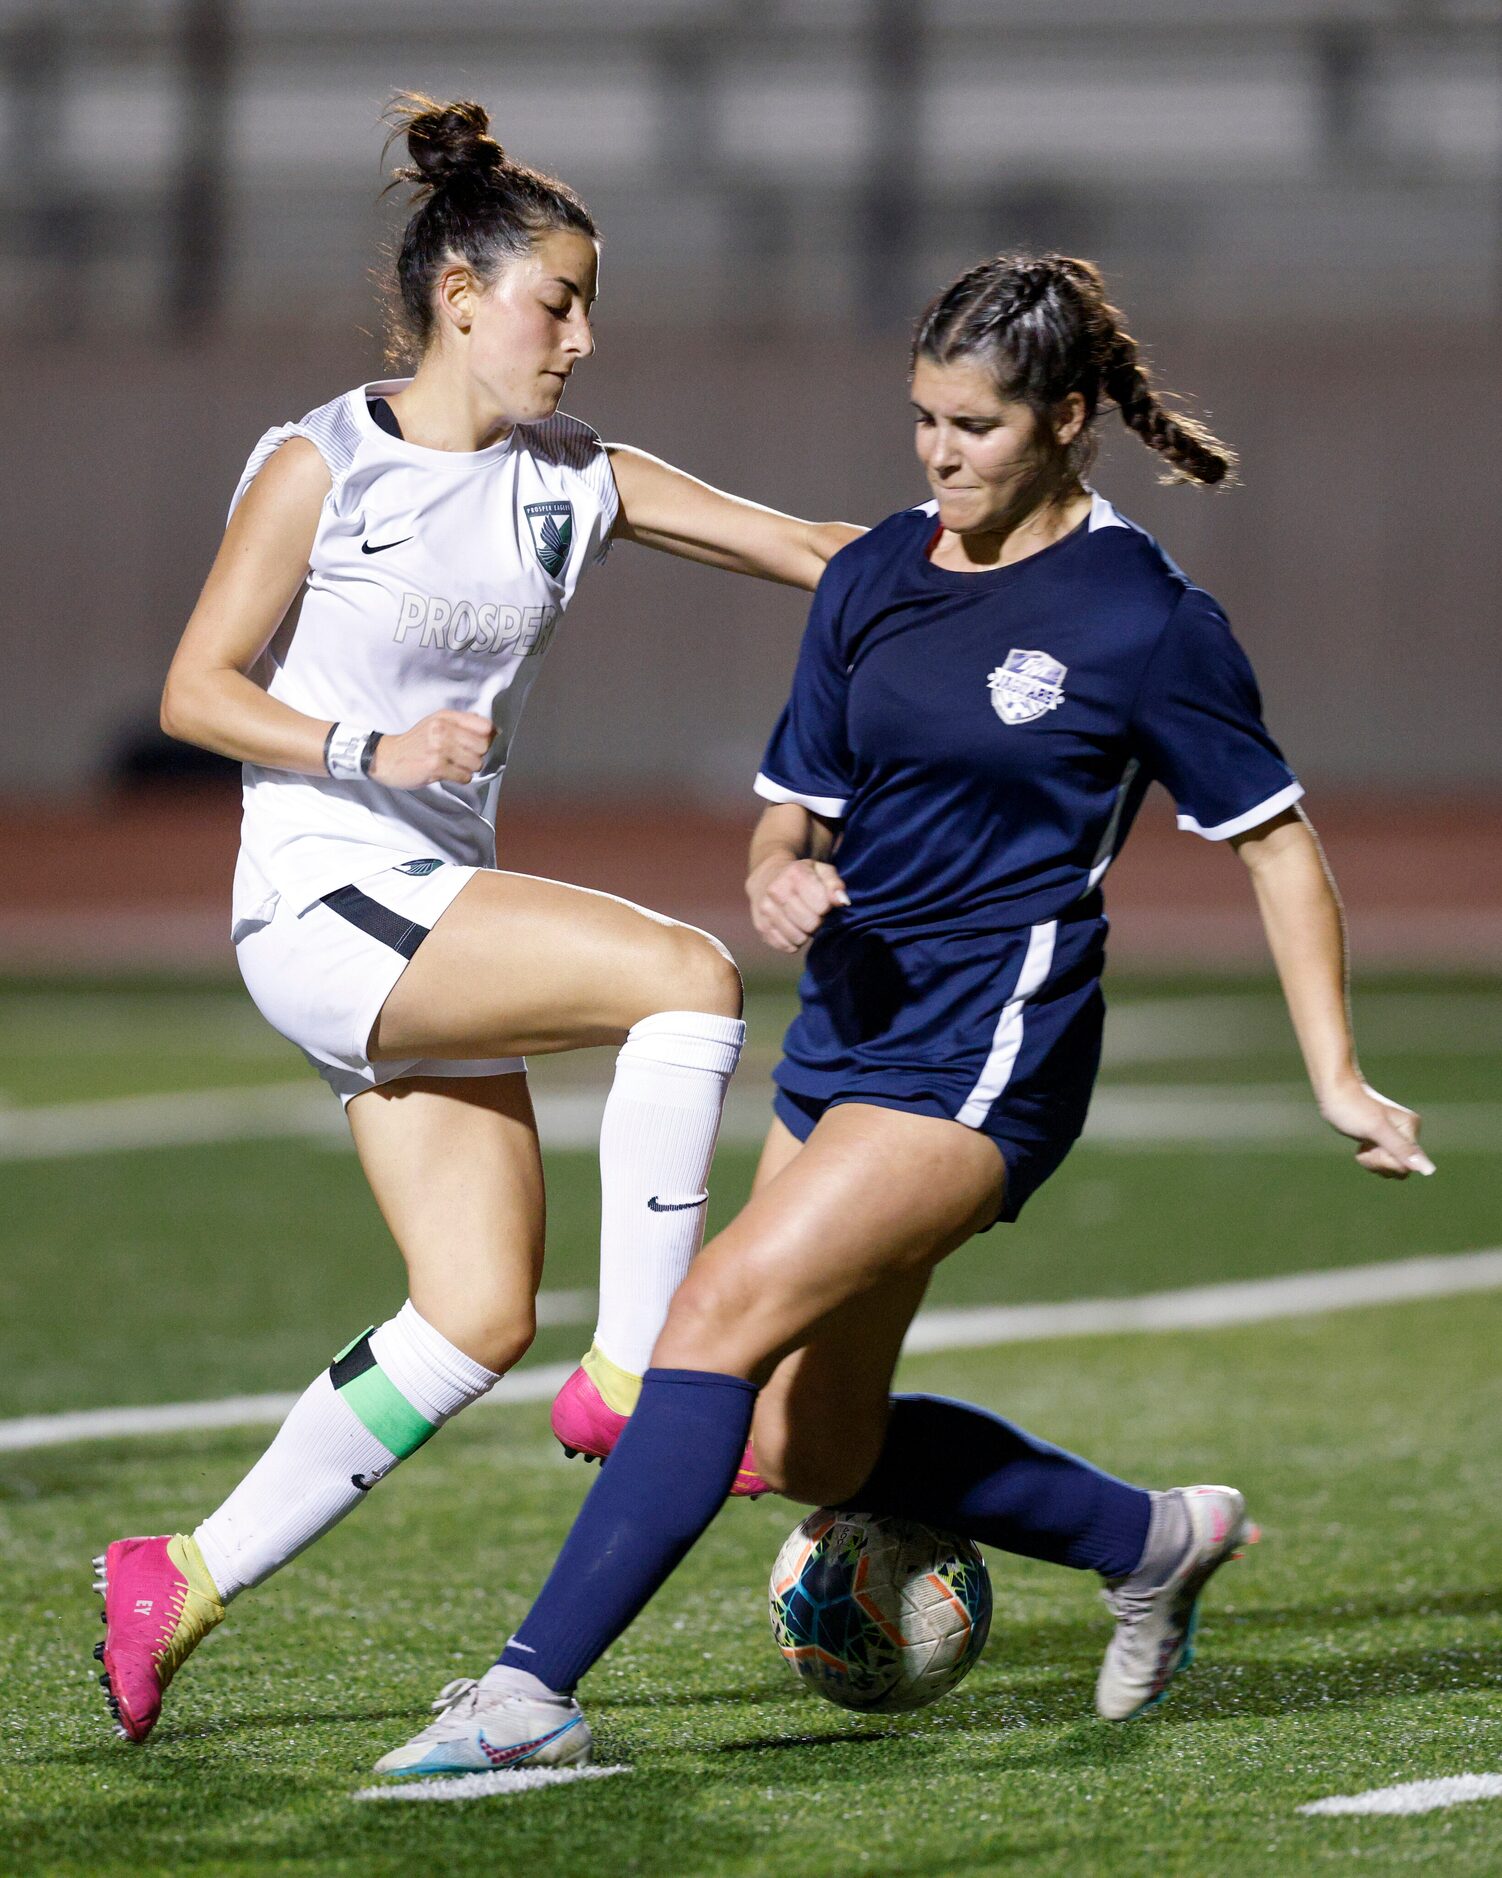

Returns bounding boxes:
[420,1298,536,1377]
[656,1258,771,1377]
[657,924,744,1022]
[466,1311,535,1376]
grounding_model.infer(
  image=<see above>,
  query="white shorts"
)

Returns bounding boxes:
[235,860,525,1105]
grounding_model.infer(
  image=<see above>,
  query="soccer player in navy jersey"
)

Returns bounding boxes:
[375,253,1432,1777]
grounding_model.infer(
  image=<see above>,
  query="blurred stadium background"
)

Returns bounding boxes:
[3,8,1500,1871]
[1,0,1499,969]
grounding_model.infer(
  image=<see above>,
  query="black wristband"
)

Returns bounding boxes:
[359,731,384,778]
[321,724,337,775]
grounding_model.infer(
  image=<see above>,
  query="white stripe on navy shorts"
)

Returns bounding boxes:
[771,906,1107,1222]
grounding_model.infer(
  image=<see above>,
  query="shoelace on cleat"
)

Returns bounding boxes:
[151,1578,190,1671]
[404,1678,493,1744]
[1099,1582,1161,1630]
[430,1678,480,1716]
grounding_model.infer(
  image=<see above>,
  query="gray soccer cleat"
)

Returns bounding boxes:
[1095,1484,1258,1721]
[372,1669,593,1779]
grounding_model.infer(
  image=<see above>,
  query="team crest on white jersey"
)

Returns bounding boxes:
[523,500,574,579]
[988,649,1067,726]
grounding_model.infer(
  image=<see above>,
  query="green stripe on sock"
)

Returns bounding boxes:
[334,1327,376,1364]
[337,1364,434,1459]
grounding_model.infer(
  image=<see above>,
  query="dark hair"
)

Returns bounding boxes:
[379,93,598,359]
[912,253,1235,487]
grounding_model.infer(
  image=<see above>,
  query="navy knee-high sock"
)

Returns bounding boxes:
[497,1368,755,1693]
[849,1394,1150,1579]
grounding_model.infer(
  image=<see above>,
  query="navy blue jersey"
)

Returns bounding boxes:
[756,493,1301,937]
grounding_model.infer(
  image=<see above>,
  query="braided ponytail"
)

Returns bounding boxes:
[913,252,1236,489]
[1100,328,1235,487]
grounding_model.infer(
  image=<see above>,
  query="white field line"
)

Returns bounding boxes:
[901,1249,1502,1353]
[353,1764,630,1802]
[0,1363,575,1454]
[1299,1774,1502,1817]
[1084,1087,1501,1152]
[532,1288,595,1329]
[1103,994,1502,1065]
[0,1084,340,1159]
[3,1250,1499,1456]
[3,1079,1499,1162]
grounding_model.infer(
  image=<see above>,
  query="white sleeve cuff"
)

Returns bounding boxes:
[1176,780,1305,841]
[754,771,848,819]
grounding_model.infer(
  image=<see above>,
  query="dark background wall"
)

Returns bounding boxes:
[3,0,1498,808]
[5,317,1497,801]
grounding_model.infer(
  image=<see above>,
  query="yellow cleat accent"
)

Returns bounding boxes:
[580,1342,643,1418]
[158,1535,226,1685]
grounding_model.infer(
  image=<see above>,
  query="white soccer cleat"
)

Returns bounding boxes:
[1095,1484,1258,1722]
[372,1671,593,1780]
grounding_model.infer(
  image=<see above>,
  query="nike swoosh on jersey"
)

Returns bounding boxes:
[361,537,413,555]
[647,1194,708,1213]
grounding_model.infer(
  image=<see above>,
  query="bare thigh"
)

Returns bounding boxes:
[654,1102,1006,1382]
[743,1112,938,1500]
[371,870,742,1062]
[345,1072,546,1374]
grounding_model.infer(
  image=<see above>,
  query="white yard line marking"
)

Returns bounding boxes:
[3,1079,1498,1161]
[1084,1086,1501,1151]
[353,1764,630,1802]
[1103,993,1502,1064]
[4,1250,1499,1456]
[1299,1774,1502,1817]
[902,1249,1502,1352]
[0,1084,340,1159]
[0,1362,574,1453]
[533,1288,595,1328]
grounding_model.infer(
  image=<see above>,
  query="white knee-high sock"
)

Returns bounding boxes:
[192,1302,498,1602]
[584,1010,745,1412]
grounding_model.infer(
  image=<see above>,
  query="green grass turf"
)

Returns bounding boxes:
[2,1295,1499,1876]
[2,971,1499,1871]
[2,975,1498,1417]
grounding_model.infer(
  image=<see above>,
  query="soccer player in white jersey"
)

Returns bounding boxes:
[93,94,863,1744]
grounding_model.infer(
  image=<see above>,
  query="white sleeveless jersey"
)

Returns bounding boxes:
[227,378,618,930]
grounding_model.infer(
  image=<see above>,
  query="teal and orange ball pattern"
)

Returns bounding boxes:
[768,1510,992,1713]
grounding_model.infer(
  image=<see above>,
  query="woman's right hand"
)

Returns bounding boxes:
[368,711,496,789]
[748,854,850,954]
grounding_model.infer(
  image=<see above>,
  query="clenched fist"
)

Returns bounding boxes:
[748,854,850,954]
[368,711,495,789]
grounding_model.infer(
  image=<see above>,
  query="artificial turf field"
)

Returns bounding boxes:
[1,970,1499,1875]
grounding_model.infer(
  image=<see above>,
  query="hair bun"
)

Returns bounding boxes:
[388,94,505,190]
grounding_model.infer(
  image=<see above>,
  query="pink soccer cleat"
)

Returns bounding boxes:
[93,1535,224,1742]
[551,1364,772,1498]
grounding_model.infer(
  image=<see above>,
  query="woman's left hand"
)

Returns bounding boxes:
[1316,1078,1435,1179]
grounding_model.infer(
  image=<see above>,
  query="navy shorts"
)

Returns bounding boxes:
[771,905,1106,1224]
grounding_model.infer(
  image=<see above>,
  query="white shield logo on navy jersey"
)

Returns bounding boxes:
[523,500,574,580]
[988,649,1067,726]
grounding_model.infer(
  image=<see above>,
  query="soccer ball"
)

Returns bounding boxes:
[768,1509,992,1713]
